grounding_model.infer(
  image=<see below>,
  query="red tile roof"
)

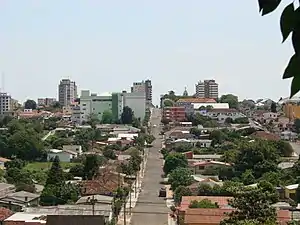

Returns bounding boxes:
[177,98,216,103]
[0,207,13,221]
[180,196,233,211]
[184,208,290,225]
[251,131,280,141]
[184,208,231,224]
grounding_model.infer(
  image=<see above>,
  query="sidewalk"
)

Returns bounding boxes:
[117,150,148,225]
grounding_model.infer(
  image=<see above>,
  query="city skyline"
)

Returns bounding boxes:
[0,1,293,104]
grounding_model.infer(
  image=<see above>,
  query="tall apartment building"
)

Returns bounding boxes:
[0,93,12,115]
[131,80,152,106]
[58,79,77,107]
[195,80,218,99]
[37,98,56,107]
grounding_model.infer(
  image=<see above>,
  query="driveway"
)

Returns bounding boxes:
[130,108,169,225]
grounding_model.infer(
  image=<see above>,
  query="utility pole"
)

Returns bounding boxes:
[135,172,137,198]
[129,181,132,215]
[123,197,126,225]
[90,195,97,216]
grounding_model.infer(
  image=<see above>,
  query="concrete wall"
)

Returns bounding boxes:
[122,92,146,120]
[47,152,72,162]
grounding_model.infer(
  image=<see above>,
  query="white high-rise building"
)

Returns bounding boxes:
[131,79,152,106]
[58,79,77,107]
[195,80,218,99]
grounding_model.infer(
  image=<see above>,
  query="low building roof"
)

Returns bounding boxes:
[177,98,216,103]
[2,191,40,203]
[192,161,231,167]
[24,205,111,217]
[76,195,113,205]
[4,212,44,221]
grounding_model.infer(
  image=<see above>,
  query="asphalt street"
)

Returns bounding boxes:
[130,108,169,225]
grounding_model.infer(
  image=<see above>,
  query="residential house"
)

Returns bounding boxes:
[47,149,78,162]
[62,145,82,155]
[76,195,113,205]
[189,161,231,175]
[183,151,222,161]
[281,131,297,141]
[182,208,290,225]
[251,131,280,141]
[283,103,300,120]
[284,184,298,200]
[187,178,222,195]
[179,196,233,212]
[205,109,247,123]
[46,215,105,225]
[0,191,40,212]
[163,107,186,122]
[3,213,47,225]
[80,169,126,196]
[263,112,279,121]
[0,184,15,198]
[168,131,194,140]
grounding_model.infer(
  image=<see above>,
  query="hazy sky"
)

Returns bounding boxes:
[0,0,296,104]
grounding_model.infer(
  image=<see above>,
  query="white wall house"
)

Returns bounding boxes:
[63,145,82,155]
[47,149,78,162]
[263,112,279,120]
[206,109,247,122]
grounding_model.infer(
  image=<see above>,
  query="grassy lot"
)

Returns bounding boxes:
[25,162,79,171]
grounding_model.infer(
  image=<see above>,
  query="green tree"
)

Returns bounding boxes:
[270,102,277,113]
[83,154,105,180]
[101,110,114,124]
[163,153,188,175]
[234,141,280,179]
[257,0,300,97]
[102,148,117,160]
[189,127,201,137]
[189,199,219,208]
[163,99,174,107]
[121,106,134,124]
[87,113,100,129]
[69,164,84,177]
[174,186,192,205]
[241,169,256,185]
[222,181,278,224]
[45,156,64,186]
[220,94,238,109]
[168,167,193,190]
[260,171,281,187]
[24,99,37,109]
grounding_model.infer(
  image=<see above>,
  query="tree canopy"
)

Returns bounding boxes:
[24,99,37,110]
[163,153,188,175]
[101,110,114,124]
[121,106,134,124]
[220,94,238,109]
